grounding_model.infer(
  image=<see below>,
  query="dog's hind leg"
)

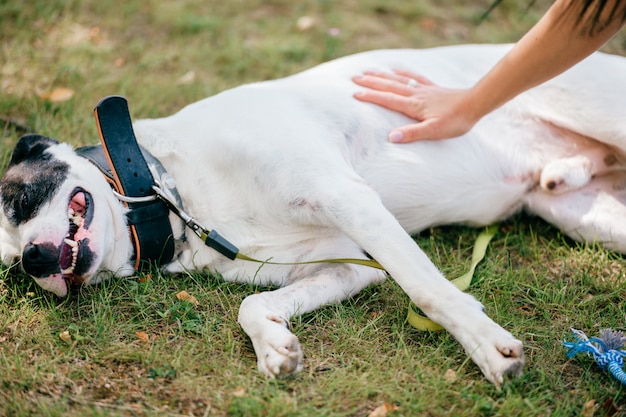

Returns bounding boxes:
[539,145,622,194]
[540,153,615,193]
[238,264,385,378]
[526,171,626,253]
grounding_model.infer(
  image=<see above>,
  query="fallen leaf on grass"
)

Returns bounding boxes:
[582,399,596,417]
[138,273,152,283]
[39,87,74,103]
[367,403,398,417]
[135,331,150,343]
[177,70,196,85]
[601,398,620,416]
[296,16,315,31]
[419,17,437,32]
[232,386,246,397]
[176,290,199,305]
[444,368,457,382]
[59,330,71,342]
[59,324,85,342]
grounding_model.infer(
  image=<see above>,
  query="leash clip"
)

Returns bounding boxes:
[151,184,239,260]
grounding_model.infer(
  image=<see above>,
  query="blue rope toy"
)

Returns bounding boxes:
[563,328,626,385]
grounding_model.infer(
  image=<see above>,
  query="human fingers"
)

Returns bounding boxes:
[388,120,448,143]
[390,114,475,143]
[392,70,435,86]
[358,70,432,88]
[360,70,432,90]
[353,89,417,116]
[361,70,417,84]
[352,74,417,97]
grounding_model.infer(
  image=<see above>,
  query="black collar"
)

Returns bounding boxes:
[78,96,180,271]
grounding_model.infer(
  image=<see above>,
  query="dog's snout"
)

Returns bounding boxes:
[22,242,60,277]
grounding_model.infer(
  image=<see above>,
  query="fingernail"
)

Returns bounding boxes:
[354,90,364,97]
[389,131,404,143]
[353,75,363,81]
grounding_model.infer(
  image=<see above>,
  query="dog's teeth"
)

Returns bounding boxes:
[62,266,74,274]
[68,207,83,226]
[64,238,77,248]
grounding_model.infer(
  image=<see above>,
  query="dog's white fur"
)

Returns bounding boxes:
[2,44,626,386]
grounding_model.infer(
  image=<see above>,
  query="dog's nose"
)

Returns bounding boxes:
[22,242,60,277]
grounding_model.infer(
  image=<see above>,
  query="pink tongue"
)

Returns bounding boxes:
[70,192,86,216]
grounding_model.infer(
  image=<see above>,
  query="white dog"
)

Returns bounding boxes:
[1,44,625,387]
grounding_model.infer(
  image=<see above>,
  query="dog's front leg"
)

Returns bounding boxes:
[238,264,384,378]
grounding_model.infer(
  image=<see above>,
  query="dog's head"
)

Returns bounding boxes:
[0,134,134,297]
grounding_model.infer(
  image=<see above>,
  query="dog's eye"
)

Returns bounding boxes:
[19,192,29,210]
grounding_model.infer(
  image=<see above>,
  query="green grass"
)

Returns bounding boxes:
[1,0,626,415]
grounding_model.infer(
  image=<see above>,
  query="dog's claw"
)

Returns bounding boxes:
[248,314,304,378]
[485,339,525,388]
[258,333,304,378]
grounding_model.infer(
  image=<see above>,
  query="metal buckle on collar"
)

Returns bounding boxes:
[151,183,239,260]
[112,190,158,203]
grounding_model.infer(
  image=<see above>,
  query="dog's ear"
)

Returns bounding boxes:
[9,134,59,167]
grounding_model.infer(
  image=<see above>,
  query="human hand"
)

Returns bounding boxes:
[352,69,479,143]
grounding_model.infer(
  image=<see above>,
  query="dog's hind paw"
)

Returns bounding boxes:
[255,316,304,378]
[540,156,594,194]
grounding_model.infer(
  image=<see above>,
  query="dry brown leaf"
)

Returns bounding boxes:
[177,70,196,85]
[135,331,150,343]
[59,330,71,342]
[419,17,437,32]
[367,403,398,417]
[39,87,74,103]
[296,16,315,31]
[582,399,596,417]
[444,368,457,383]
[370,311,382,319]
[232,386,246,397]
[138,273,152,283]
[176,290,199,305]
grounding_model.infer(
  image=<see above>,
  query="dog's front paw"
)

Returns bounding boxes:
[254,315,304,378]
[463,321,524,388]
[478,333,524,387]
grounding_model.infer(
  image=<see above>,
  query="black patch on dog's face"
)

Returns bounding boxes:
[8,134,60,166]
[74,238,96,276]
[0,135,69,226]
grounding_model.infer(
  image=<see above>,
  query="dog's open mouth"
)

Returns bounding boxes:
[59,187,93,285]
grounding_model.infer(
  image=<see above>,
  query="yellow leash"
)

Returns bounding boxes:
[235,252,385,270]
[237,226,498,332]
[406,225,499,331]
[154,182,497,331]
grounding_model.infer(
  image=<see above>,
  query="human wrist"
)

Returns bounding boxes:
[454,87,486,129]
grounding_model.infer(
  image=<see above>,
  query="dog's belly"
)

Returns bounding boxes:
[357,112,625,234]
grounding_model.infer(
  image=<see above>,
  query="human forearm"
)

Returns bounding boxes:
[465,0,625,120]
[351,0,625,142]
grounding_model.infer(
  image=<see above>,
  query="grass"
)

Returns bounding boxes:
[1,0,626,415]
